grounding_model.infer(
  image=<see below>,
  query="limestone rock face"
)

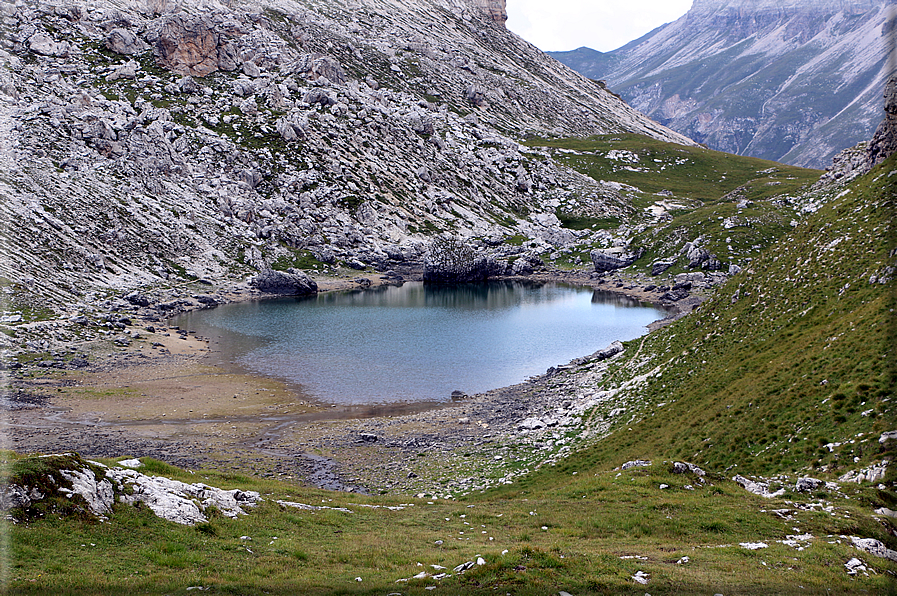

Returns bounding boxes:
[867,77,897,169]
[423,237,501,283]
[27,32,68,56]
[146,14,238,76]
[1,0,693,310]
[468,0,507,25]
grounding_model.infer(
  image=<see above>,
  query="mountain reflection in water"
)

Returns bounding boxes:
[175,281,662,405]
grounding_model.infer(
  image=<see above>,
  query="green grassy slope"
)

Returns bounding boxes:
[543,154,896,477]
[527,134,823,277]
[4,451,897,595]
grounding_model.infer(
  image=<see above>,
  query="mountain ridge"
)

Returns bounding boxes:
[549,0,895,168]
[0,0,692,320]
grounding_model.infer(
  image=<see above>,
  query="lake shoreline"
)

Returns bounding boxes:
[5,266,706,493]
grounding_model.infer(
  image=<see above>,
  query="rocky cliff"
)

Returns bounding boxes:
[867,76,897,168]
[549,0,895,168]
[467,0,507,25]
[0,0,692,319]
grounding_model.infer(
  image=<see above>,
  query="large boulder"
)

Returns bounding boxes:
[27,33,69,56]
[590,248,640,272]
[105,28,150,55]
[423,237,498,283]
[250,269,318,295]
[146,15,239,76]
[296,53,347,84]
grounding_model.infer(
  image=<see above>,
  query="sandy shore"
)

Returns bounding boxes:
[3,268,700,492]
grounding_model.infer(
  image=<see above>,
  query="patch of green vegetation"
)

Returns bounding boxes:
[338,195,364,210]
[164,260,196,281]
[170,111,197,128]
[3,453,108,522]
[271,249,326,271]
[570,155,897,476]
[527,133,822,273]
[526,133,820,202]
[1,287,56,323]
[3,449,894,594]
[554,210,620,231]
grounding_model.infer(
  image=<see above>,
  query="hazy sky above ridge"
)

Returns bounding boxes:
[506,0,693,52]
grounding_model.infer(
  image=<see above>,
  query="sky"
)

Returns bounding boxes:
[506,0,694,53]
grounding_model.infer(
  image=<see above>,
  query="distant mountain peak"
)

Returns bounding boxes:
[692,0,881,11]
[549,0,895,168]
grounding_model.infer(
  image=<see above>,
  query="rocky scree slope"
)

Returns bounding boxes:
[0,0,693,331]
[550,0,895,169]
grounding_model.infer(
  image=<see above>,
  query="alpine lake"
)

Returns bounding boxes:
[173,281,663,409]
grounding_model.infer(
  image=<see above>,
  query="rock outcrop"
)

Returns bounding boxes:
[250,269,318,295]
[145,14,240,76]
[468,0,508,25]
[1,453,261,526]
[867,76,897,169]
[590,247,641,272]
[423,237,502,283]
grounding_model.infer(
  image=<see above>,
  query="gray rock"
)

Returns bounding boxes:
[850,537,897,562]
[844,557,867,575]
[242,60,261,78]
[106,60,139,81]
[651,260,675,275]
[518,417,546,431]
[879,430,897,444]
[684,241,710,268]
[590,248,640,272]
[465,84,487,107]
[110,467,261,525]
[795,477,823,492]
[424,237,498,283]
[105,28,149,55]
[28,33,69,56]
[0,484,43,510]
[621,460,651,470]
[249,269,318,295]
[733,474,785,498]
[59,467,115,517]
[177,76,201,94]
[146,14,231,76]
[301,54,347,84]
[595,341,624,361]
[867,76,897,169]
[672,462,706,476]
[509,258,533,276]
[303,88,336,107]
[276,116,307,141]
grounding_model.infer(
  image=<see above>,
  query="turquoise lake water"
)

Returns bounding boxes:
[174,281,663,405]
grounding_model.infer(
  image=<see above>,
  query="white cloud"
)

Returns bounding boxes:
[506,0,693,52]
